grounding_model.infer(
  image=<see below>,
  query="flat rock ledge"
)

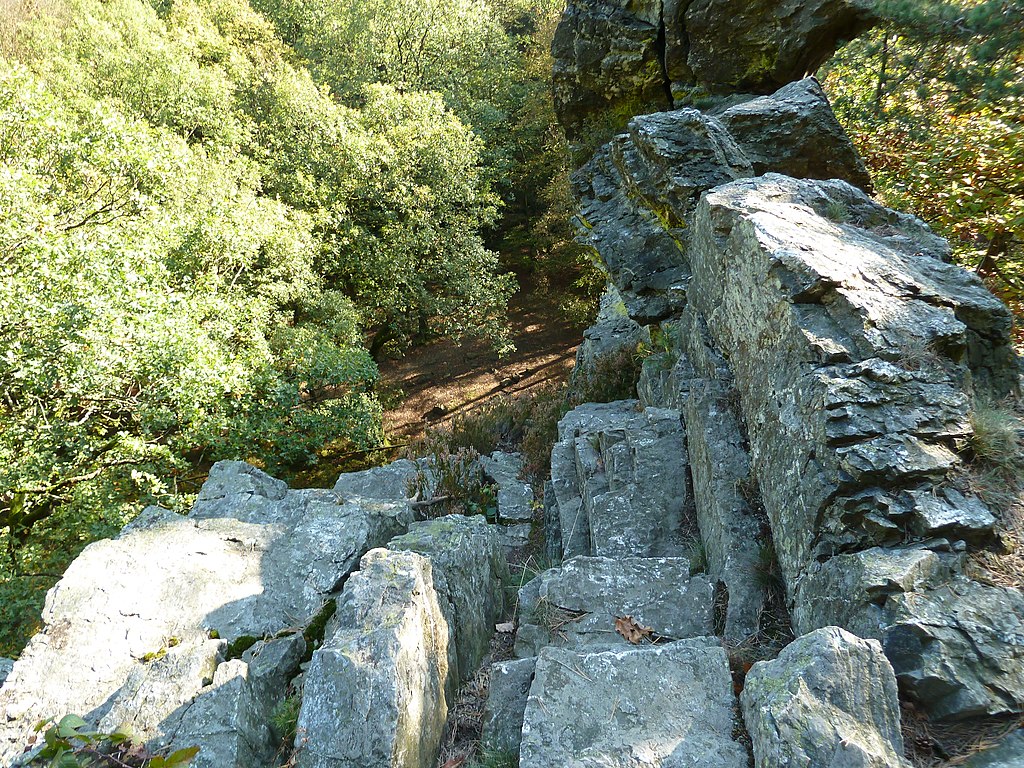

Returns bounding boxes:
[520,640,749,768]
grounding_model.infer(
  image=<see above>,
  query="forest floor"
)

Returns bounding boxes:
[378,277,584,443]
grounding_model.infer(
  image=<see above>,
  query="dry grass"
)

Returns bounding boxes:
[963,398,1024,591]
[902,702,1024,767]
[0,0,63,59]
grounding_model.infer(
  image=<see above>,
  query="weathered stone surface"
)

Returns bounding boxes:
[682,0,874,95]
[690,175,1016,597]
[0,659,12,689]
[389,515,507,683]
[572,285,651,381]
[552,0,670,142]
[514,556,713,657]
[333,458,423,502]
[158,635,305,768]
[552,0,874,143]
[573,81,876,325]
[548,401,690,559]
[741,627,909,768]
[481,657,536,755]
[962,729,1024,767]
[715,77,872,190]
[884,579,1024,720]
[0,461,412,763]
[295,549,451,768]
[793,546,958,639]
[520,639,748,768]
[480,451,534,523]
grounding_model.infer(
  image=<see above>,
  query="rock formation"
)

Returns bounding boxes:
[3,1,1023,766]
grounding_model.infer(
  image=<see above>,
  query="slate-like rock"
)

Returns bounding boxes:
[683,0,875,94]
[689,174,1016,596]
[552,0,670,142]
[158,635,305,768]
[548,401,690,560]
[715,77,872,190]
[0,462,412,764]
[480,451,535,523]
[519,639,748,768]
[0,659,12,689]
[389,515,507,683]
[295,549,451,768]
[481,657,537,756]
[884,579,1024,720]
[333,459,424,502]
[514,556,713,657]
[741,626,909,768]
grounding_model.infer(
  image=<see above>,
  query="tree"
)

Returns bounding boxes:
[821,1,1024,329]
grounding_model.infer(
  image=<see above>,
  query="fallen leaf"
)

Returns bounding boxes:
[441,756,467,768]
[614,615,653,644]
[495,622,515,633]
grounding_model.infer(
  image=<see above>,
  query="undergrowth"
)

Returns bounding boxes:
[961,398,1024,591]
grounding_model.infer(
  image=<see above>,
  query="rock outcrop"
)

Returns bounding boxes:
[554,0,1024,747]
[553,0,875,143]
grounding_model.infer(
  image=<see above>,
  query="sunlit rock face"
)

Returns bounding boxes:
[0,461,414,766]
[559,0,1023,725]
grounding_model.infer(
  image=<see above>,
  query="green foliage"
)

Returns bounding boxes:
[821,1,1024,330]
[407,444,498,520]
[0,0,552,655]
[16,715,198,767]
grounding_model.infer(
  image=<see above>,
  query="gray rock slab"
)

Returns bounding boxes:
[741,626,910,768]
[481,451,535,523]
[157,635,304,768]
[333,458,424,502]
[716,77,872,191]
[514,556,713,657]
[684,374,765,642]
[520,639,748,768]
[0,461,412,763]
[689,174,1017,596]
[295,549,451,768]
[793,546,957,638]
[0,659,12,689]
[388,515,507,683]
[481,657,537,756]
[884,578,1024,720]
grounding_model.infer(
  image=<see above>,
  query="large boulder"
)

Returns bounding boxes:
[689,174,1016,595]
[741,627,910,768]
[573,80,872,321]
[481,657,537,756]
[682,0,875,95]
[548,401,690,559]
[295,549,451,768]
[884,579,1024,720]
[388,515,507,684]
[0,461,413,764]
[552,0,875,143]
[519,639,748,767]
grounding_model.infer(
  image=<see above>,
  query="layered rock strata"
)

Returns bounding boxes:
[556,0,1023,728]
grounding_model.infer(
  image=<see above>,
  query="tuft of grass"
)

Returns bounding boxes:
[963,399,1024,591]
[467,750,517,768]
[570,344,645,405]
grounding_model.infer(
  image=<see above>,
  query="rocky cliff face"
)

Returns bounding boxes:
[553,0,874,144]
[556,0,1024,748]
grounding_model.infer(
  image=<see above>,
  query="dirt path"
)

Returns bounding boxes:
[379,280,583,441]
